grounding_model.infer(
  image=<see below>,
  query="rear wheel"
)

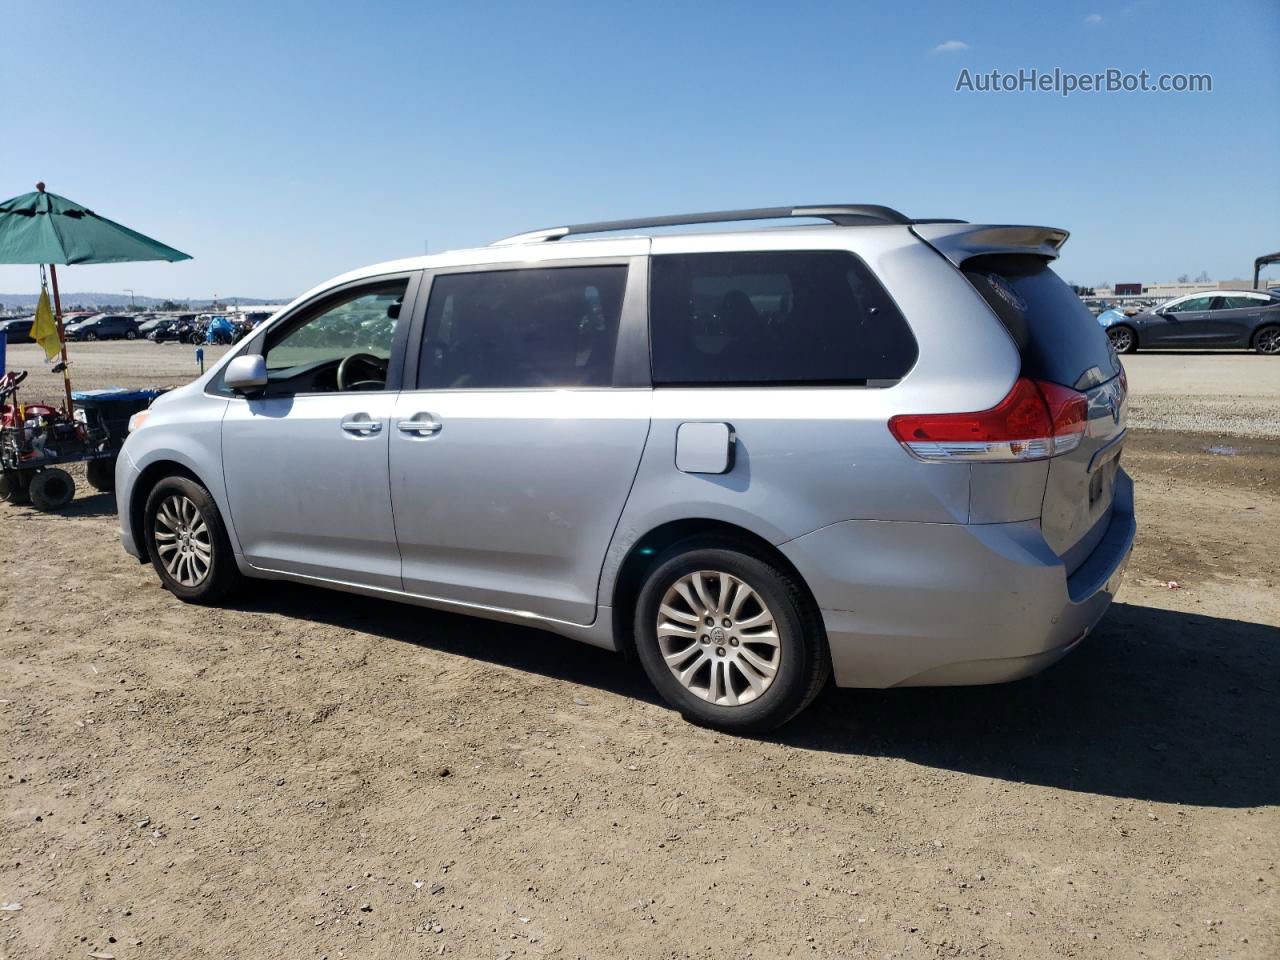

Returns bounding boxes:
[125,330,138,340]
[1254,325,1280,355]
[86,457,116,492]
[1107,325,1137,354]
[633,543,829,733]
[0,470,31,505]
[143,475,241,603]
[28,468,75,511]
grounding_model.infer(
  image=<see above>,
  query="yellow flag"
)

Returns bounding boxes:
[31,287,61,362]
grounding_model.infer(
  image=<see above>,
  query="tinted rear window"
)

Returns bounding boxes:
[649,251,917,386]
[963,255,1121,390]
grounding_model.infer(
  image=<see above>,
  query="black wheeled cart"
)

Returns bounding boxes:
[1,373,163,511]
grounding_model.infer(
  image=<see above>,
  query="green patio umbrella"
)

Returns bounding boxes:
[0,182,192,413]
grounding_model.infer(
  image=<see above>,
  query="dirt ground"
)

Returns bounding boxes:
[1,345,1277,960]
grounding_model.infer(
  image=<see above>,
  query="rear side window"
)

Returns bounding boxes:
[649,251,917,386]
[1221,295,1265,309]
[418,265,627,389]
[963,255,1121,390]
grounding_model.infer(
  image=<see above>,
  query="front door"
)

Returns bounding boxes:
[221,277,413,589]
[389,258,651,625]
[1150,295,1214,345]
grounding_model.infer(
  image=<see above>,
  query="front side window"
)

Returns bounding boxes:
[259,280,407,395]
[649,251,917,386]
[418,265,627,389]
[1171,296,1213,312]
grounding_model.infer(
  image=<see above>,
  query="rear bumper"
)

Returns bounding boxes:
[780,470,1135,688]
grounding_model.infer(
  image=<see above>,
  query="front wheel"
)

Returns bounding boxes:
[1254,325,1280,356]
[1107,325,1137,354]
[143,476,241,603]
[84,332,98,342]
[633,544,829,733]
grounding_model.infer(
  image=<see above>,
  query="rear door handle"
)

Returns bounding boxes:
[340,414,382,436]
[397,413,442,436]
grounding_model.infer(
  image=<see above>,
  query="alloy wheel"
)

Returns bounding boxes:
[656,570,781,706]
[1108,327,1133,352]
[153,493,212,586]
[1257,327,1280,355]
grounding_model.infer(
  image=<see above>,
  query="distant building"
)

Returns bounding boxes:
[1098,279,1261,299]
[227,304,282,316]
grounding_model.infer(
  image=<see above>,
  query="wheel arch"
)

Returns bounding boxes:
[1251,322,1280,352]
[128,460,203,562]
[609,517,823,661]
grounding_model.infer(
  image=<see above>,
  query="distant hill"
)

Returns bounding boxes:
[0,292,290,311]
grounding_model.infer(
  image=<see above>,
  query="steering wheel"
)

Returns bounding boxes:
[336,352,387,391]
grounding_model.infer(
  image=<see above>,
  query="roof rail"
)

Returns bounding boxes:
[492,204,947,245]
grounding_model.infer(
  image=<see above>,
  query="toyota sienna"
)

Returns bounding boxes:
[117,204,1135,731]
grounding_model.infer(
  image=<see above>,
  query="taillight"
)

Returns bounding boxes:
[888,377,1088,463]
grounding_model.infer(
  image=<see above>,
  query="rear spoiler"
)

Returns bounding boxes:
[910,223,1069,266]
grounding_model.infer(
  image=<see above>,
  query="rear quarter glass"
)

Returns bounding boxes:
[962,254,1121,390]
[648,250,918,386]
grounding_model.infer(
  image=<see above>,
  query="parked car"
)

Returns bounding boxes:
[238,311,274,329]
[1099,290,1280,354]
[64,313,140,341]
[0,316,35,343]
[148,314,199,343]
[117,203,1135,732]
[137,316,171,336]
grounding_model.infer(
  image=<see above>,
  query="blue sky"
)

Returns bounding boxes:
[1,0,1277,299]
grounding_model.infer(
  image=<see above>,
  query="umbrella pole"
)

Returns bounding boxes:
[47,263,74,417]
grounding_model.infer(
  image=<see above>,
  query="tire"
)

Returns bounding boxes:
[143,475,241,604]
[633,542,830,733]
[125,330,137,340]
[28,468,75,511]
[86,457,117,492]
[0,470,31,506]
[1253,325,1280,356]
[84,332,98,342]
[1107,324,1137,354]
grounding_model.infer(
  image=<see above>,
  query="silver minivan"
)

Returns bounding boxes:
[117,205,1135,731]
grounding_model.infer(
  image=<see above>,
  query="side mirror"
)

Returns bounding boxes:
[224,354,268,393]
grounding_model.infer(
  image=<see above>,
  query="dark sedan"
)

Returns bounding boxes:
[1099,290,1280,354]
[0,316,35,343]
[64,314,140,342]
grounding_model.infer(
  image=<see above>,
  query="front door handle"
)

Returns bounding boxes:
[397,413,442,436]
[340,414,382,436]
